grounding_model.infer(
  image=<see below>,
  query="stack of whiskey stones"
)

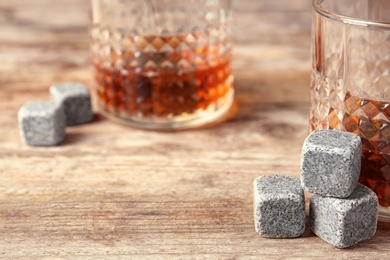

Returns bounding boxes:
[253,129,378,248]
[18,82,93,146]
[302,130,378,248]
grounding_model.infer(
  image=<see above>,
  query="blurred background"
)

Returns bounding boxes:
[0,0,312,108]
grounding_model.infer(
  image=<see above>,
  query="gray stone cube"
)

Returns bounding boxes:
[301,129,362,198]
[253,174,306,238]
[310,184,378,248]
[18,101,65,146]
[50,82,93,126]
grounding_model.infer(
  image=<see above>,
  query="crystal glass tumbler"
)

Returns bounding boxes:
[310,0,390,221]
[90,0,233,130]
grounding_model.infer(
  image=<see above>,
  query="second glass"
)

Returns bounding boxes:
[310,0,390,221]
[90,0,233,130]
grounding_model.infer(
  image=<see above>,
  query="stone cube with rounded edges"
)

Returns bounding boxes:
[301,129,362,198]
[310,184,378,248]
[18,100,65,146]
[50,82,93,126]
[253,174,306,238]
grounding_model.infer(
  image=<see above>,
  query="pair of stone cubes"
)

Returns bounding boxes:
[253,130,378,248]
[18,82,93,146]
[303,130,378,248]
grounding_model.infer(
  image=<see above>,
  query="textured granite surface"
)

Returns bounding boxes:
[253,174,306,238]
[310,184,378,248]
[18,100,65,146]
[50,82,93,126]
[301,129,362,198]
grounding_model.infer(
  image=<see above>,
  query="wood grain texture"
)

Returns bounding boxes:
[0,0,389,258]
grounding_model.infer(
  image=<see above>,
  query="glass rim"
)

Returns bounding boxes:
[313,0,390,29]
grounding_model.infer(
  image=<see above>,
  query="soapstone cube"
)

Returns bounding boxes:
[301,129,362,198]
[18,100,65,146]
[50,82,93,126]
[253,174,306,238]
[310,184,378,248]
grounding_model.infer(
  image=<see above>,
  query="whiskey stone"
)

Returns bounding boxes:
[301,129,362,198]
[253,174,306,238]
[18,101,65,146]
[50,82,93,126]
[310,184,378,248]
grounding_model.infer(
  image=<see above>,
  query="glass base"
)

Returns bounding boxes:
[378,205,390,222]
[98,90,234,130]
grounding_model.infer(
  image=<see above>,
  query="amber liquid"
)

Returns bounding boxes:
[341,93,390,207]
[94,59,232,119]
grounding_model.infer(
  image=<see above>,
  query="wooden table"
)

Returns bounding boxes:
[1,0,389,258]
